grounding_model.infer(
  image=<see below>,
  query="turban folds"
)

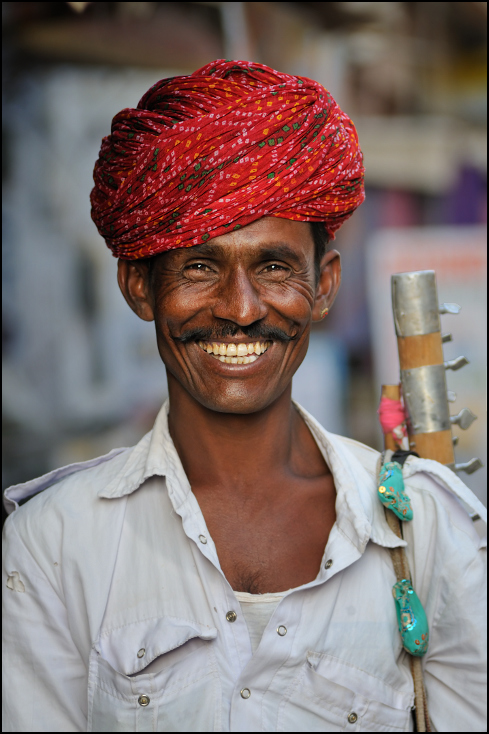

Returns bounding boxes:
[91,60,365,259]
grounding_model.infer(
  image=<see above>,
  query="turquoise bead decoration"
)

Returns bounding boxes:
[378,462,413,521]
[392,579,429,656]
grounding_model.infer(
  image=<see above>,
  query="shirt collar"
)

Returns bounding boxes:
[100,400,186,502]
[293,402,405,550]
[99,399,404,550]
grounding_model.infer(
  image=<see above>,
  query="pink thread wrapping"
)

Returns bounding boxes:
[378,396,408,434]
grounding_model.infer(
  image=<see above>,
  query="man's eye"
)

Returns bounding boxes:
[264,263,288,272]
[186,263,211,271]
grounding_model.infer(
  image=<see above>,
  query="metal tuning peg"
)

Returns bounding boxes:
[447,390,457,402]
[445,356,469,371]
[454,458,484,475]
[452,436,459,446]
[439,303,461,314]
[450,408,477,430]
[441,333,453,343]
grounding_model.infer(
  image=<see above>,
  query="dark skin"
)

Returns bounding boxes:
[118,217,341,593]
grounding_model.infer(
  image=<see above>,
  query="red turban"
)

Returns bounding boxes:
[90,60,364,259]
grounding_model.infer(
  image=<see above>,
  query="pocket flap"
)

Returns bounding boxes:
[306,652,413,711]
[96,617,217,676]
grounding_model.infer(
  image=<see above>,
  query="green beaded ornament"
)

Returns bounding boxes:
[378,457,429,657]
[392,579,429,656]
[378,461,413,521]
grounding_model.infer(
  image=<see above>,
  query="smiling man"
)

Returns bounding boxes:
[2,61,486,733]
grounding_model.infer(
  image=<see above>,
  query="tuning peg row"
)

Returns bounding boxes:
[440,328,480,470]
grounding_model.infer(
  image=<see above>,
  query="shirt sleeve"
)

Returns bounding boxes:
[408,477,487,733]
[2,514,88,732]
[425,549,487,732]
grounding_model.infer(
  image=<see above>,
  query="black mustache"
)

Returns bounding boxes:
[174,322,296,344]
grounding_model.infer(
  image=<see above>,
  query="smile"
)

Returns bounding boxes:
[197,340,272,364]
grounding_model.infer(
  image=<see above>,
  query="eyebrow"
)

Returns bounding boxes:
[188,240,306,267]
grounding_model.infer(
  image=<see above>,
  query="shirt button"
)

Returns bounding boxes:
[226,610,237,623]
[325,558,333,569]
[348,712,358,723]
[138,694,150,707]
[277,625,287,636]
[137,648,145,658]
[199,534,207,544]
[240,688,251,699]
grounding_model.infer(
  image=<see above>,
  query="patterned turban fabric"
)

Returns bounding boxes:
[91,60,365,259]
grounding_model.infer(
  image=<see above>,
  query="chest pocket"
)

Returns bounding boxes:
[88,617,220,732]
[278,652,413,732]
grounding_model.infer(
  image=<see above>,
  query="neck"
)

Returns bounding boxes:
[167,374,315,498]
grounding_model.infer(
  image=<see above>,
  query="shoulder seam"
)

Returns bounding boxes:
[3,446,131,515]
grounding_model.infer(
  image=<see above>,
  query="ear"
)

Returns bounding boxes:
[117,259,155,322]
[311,249,341,322]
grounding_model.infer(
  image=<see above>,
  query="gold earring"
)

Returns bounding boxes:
[320,307,329,319]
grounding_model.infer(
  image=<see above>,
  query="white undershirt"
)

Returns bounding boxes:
[234,591,286,653]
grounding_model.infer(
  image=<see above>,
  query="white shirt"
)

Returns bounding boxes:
[2,400,487,732]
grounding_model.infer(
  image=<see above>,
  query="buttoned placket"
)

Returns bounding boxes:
[181,490,299,729]
[185,496,370,733]
[187,519,252,671]
[220,589,300,732]
[164,465,257,684]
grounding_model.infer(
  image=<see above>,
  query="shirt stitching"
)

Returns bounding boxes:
[98,614,217,638]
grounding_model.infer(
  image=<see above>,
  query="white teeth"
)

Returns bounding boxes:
[199,340,271,362]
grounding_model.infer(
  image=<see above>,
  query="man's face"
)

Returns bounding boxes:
[119,217,340,414]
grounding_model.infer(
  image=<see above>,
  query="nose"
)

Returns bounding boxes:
[211,266,267,326]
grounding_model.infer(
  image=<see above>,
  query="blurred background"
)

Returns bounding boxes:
[2,2,487,509]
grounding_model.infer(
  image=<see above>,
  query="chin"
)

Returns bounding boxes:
[191,384,285,415]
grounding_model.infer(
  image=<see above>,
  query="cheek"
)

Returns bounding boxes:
[151,292,183,355]
[153,280,206,329]
[266,280,315,320]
